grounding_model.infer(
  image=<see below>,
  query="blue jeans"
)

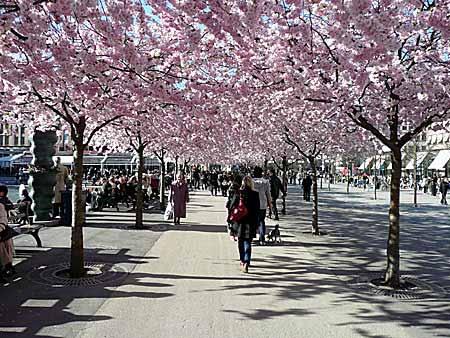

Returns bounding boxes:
[238,239,252,264]
[258,209,266,242]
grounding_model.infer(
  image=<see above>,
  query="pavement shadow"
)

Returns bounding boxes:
[273,184,450,337]
[0,247,173,338]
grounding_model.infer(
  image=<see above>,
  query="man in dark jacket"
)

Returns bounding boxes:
[268,169,285,220]
[440,177,448,205]
[302,174,313,201]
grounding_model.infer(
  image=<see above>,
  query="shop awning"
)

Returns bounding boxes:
[11,152,25,161]
[53,155,73,165]
[358,157,374,170]
[0,156,12,168]
[102,155,133,166]
[374,157,387,170]
[11,154,32,165]
[428,150,450,170]
[405,152,428,170]
[84,155,106,166]
[386,154,407,170]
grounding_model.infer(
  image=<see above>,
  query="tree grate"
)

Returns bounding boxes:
[346,272,448,301]
[27,262,129,287]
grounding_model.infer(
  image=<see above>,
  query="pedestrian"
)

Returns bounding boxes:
[193,169,201,189]
[268,168,285,220]
[228,175,260,273]
[440,177,448,205]
[169,173,189,225]
[432,174,438,196]
[53,157,69,218]
[226,175,242,235]
[252,166,272,245]
[0,185,15,281]
[221,174,230,197]
[302,174,312,201]
[200,171,207,190]
[210,170,219,196]
[150,171,159,199]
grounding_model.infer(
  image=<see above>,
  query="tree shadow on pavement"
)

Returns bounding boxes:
[271,184,450,337]
[0,247,173,338]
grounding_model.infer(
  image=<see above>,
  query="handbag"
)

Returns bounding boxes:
[229,195,248,223]
[0,223,19,242]
[164,203,173,221]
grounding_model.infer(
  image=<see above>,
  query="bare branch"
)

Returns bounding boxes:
[85,115,123,146]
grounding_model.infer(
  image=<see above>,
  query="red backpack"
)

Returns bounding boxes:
[229,194,248,223]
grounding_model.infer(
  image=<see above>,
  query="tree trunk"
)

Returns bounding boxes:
[175,155,179,179]
[135,146,145,229]
[70,139,86,278]
[310,157,320,235]
[159,150,166,210]
[263,158,268,172]
[384,147,401,288]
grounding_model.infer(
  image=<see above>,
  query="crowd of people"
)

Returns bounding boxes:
[84,168,165,212]
[3,160,450,280]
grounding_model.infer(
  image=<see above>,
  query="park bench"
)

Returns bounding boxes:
[6,203,44,247]
[10,224,44,248]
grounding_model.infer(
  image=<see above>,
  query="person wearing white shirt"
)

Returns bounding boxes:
[252,167,272,245]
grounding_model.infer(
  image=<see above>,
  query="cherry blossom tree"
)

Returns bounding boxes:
[0,1,202,277]
[275,0,450,287]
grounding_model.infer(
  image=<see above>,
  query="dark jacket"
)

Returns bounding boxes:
[302,176,312,190]
[440,181,449,194]
[269,175,284,199]
[229,187,260,239]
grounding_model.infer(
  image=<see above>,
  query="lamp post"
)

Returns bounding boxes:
[374,154,377,200]
[413,138,418,207]
[327,159,331,191]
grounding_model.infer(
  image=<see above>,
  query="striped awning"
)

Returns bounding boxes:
[405,152,428,170]
[358,157,374,170]
[428,150,450,170]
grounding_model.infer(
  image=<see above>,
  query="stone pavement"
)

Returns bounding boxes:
[2,185,450,338]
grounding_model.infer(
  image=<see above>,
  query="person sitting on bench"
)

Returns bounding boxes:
[0,185,16,280]
[16,189,33,225]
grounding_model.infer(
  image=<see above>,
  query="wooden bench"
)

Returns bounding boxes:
[10,224,43,248]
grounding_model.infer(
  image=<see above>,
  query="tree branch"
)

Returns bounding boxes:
[85,115,123,146]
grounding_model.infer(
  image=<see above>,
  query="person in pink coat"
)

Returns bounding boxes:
[169,173,189,225]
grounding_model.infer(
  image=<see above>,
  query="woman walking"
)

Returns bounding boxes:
[0,185,16,281]
[229,175,260,273]
[169,173,189,225]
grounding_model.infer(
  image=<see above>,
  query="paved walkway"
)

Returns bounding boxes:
[77,186,450,338]
[2,185,450,338]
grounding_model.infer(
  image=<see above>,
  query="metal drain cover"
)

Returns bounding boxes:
[27,262,129,287]
[347,272,447,301]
